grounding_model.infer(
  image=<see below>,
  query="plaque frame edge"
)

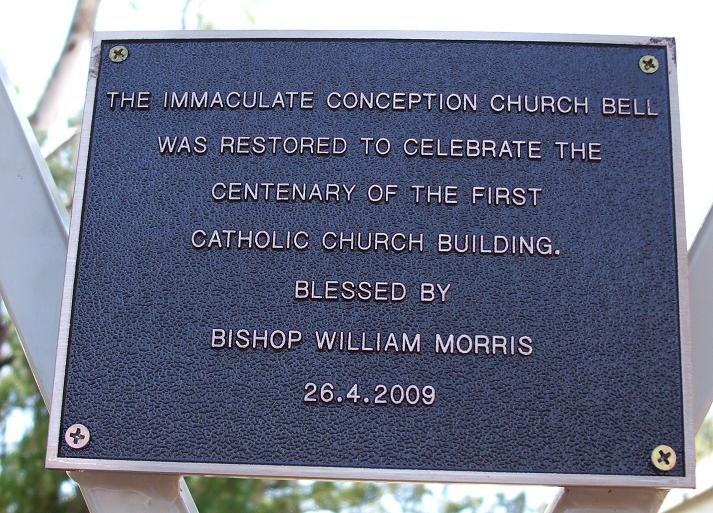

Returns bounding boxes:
[45,30,694,489]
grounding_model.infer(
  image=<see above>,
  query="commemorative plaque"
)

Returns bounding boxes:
[47,32,693,487]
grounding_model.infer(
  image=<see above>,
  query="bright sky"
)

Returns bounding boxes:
[1,0,711,510]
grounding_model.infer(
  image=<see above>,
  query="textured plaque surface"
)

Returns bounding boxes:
[47,33,692,487]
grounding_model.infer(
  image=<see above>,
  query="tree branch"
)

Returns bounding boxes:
[29,0,101,134]
[181,0,193,30]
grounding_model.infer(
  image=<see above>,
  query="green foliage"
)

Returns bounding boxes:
[0,315,89,513]
[445,495,481,513]
[387,483,428,513]
[696,416,713,459]
[35,113,81,205]
[186,478,390,513]
[47,141,78,201]
[310,481,383,512]
[486,492,526,513]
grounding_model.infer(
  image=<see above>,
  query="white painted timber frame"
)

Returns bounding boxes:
[0,30,710,512]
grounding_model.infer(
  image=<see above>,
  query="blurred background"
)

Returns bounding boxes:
[1,1,712,512]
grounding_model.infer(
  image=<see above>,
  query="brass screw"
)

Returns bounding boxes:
[65,423,90,449]
[639,55,659,74]
[651,444,676,471]
[109,45,129,63]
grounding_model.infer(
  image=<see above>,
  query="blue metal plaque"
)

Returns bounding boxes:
[47,32,693,487]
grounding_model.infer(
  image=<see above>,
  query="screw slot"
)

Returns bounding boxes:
[639,55,659,74]
[651,444,676,471]
[109,45,128,63]
[65,423,90,449]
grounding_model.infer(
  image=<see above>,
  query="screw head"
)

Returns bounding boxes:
[651,444,676,471]
[639,55,659,74]
[109,45,128,63]
[65,423,90,449]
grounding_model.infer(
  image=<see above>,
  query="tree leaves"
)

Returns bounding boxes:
[0,314,89,513]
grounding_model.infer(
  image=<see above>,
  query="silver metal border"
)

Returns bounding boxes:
[46,30,694,489]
